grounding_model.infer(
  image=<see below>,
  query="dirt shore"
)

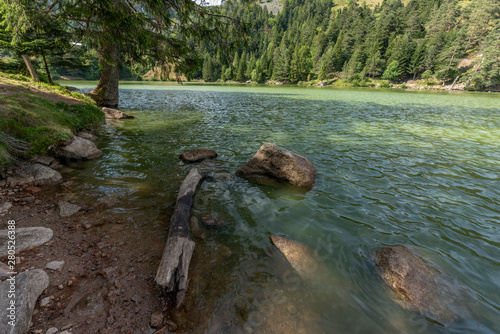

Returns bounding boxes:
[0,171,176,334]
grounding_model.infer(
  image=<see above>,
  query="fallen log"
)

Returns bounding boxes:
[155,168,205,308]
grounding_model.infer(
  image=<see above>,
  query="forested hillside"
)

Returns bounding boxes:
[197,0,500,90]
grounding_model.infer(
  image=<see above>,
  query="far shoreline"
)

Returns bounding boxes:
[58,78,500,94]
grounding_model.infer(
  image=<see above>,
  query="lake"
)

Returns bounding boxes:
[66,82,500,333]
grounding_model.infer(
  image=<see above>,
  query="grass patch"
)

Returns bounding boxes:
[0,72,103,166]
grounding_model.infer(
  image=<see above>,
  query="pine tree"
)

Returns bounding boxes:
[236,51,247,81]
[202,54,214,82]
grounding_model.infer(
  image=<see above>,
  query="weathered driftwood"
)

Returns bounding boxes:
[155,168,205,308]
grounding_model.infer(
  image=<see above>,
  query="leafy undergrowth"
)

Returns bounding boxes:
[0,72,104,166]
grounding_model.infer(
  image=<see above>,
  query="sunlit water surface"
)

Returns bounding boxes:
[67,82,499,333]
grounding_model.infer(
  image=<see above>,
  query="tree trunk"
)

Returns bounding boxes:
[21,55,39,82]
[88,43,121,108]
[41,53,53,85]
[155,168,205,308]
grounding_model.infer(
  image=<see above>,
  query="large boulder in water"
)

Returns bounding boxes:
[50,136,102,162]
[235,143,316,189]
[375,245,466,323]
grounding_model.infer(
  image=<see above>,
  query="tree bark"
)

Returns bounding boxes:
[41,53,53,85]
[21,55,39,82]
[155,168,205,308]
[88,43,121,108]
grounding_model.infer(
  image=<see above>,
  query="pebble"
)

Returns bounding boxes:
[58,284,64,290]
[150,311,164,328]
[46,327,59,334]
[61,324,73,330]
[167,321,178,331]
[33,330,42,334]
[46,260,65,271]
[67,279,74,287]
[39,297,51,307]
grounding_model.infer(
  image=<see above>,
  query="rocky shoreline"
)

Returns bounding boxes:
[1,129,477,333]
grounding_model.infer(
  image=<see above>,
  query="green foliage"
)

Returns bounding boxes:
[382,60,401,80]
[0,73,103,160]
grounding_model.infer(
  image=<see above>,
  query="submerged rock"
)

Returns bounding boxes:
[375,245,467,323]
[180,149,218,163]
[102,107,135,119]
[0,269,49,334]
[235,143,316,189]
[0,227,53,257]
[270,235,320,281]
[51,136,103,162]
[6,164,62,187]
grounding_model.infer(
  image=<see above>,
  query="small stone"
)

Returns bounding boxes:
[45,260,65,271]
[59,331,71,334]
[0,201,12,214]
[40,297,51,307]
[58,201,81,217]
[25,186,42,194]
[60,181,75,189]
[99,195,119,208]
[0,262,12,281]
[114,279,121,289]
[150,311,164,328]
[167,321,178,331]
[33,330,42,334]
[45,327,59,334]
[58,284,64,290]
[34,156,55,166]
[16,257,21,265]
[61,324,73,330]
[22,196,36,202]
[67,279,74,287]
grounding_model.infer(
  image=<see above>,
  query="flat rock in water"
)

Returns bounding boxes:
[102,107,135,119]
[0,201,12,213]
[270,235,320,281]
[235,143,316,189]
[6,164,62,187]
[0,269,49,334]
[375,245,463,323]
[0,227,53,257]
[58,201,81,217]
[180,149,218,163]
[77,131,98,142]
[51,136,103,161]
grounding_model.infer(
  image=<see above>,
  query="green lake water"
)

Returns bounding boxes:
[66,82,499,333]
